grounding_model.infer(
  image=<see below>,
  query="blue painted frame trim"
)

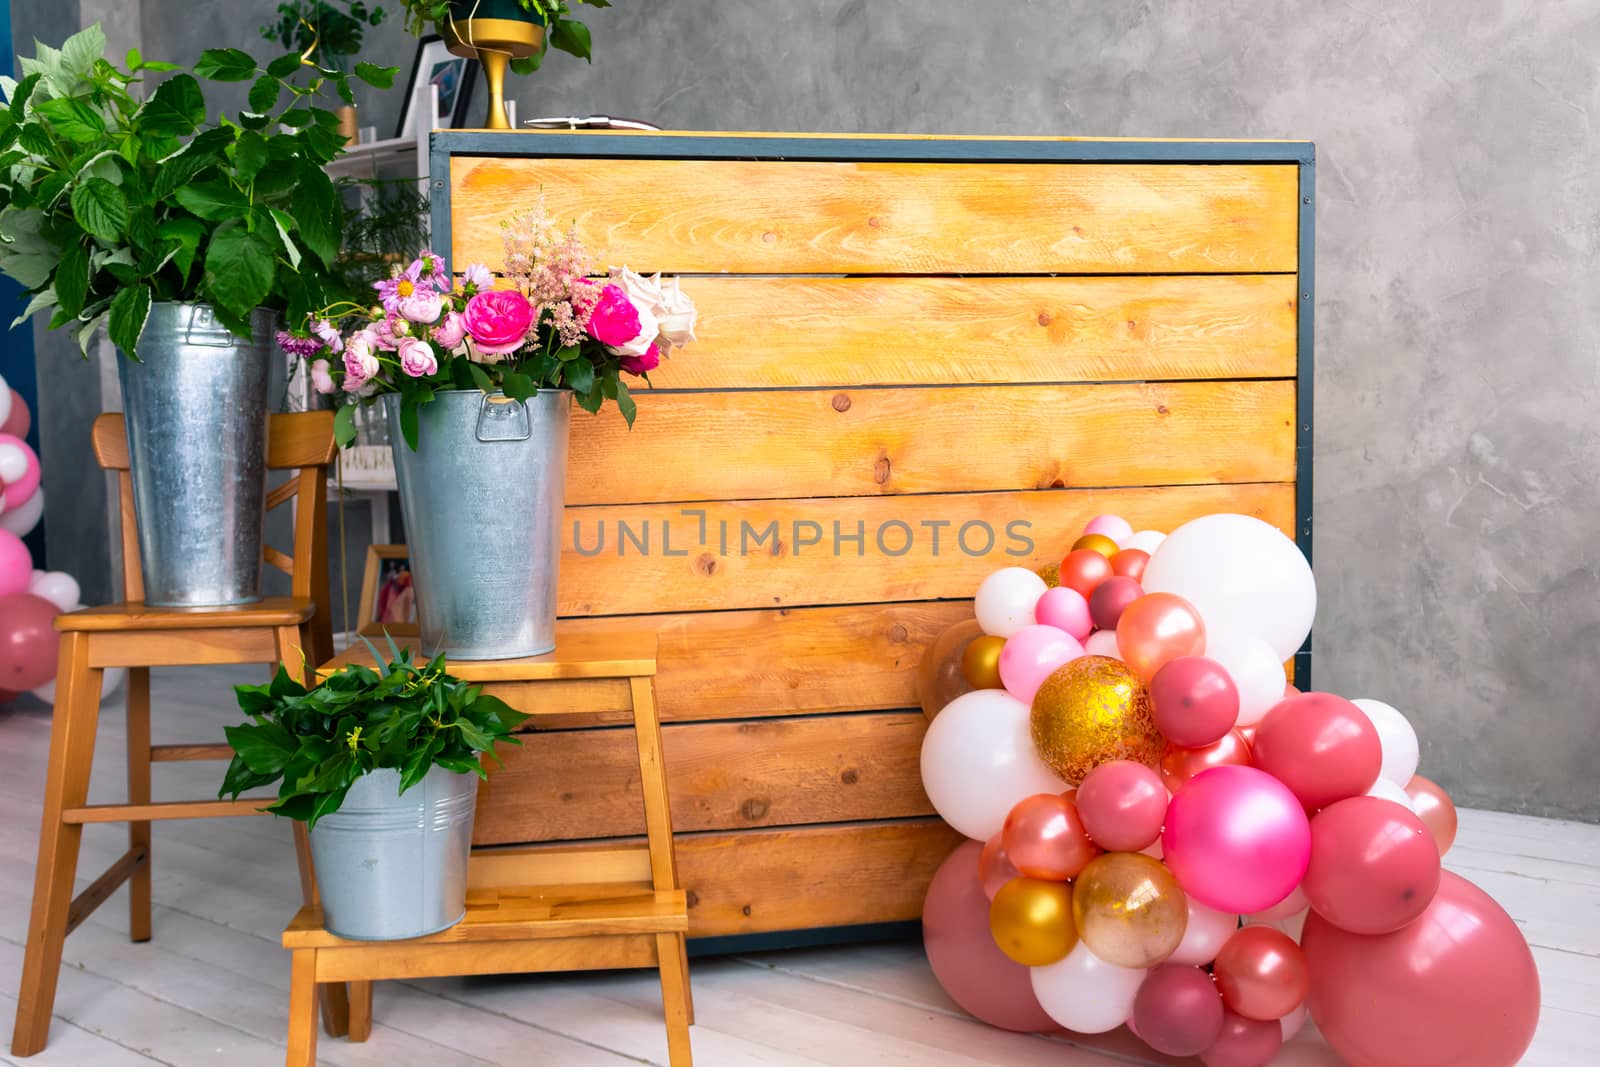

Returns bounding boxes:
[1294,154,1316,690]
[688,920,918,958]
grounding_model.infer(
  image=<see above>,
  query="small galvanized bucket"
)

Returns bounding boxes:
[307,766,478,941]
[117,302,274,606]
[384,389,571,659]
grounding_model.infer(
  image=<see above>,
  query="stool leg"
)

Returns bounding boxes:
[11,633,102,1057]
[347,979,372,1042]
[125,667,153,943]
[291,821,351,1038]
[657,932,694,1067]
[285,949,318,1067]
[675,932,695,1026]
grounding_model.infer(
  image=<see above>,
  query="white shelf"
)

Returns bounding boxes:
[324,136,420,179]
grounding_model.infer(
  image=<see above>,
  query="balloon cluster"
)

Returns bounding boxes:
[918,513,1539,1067]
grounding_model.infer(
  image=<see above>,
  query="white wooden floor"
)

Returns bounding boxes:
[0,665,1593,1066]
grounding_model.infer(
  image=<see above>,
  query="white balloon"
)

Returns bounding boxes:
[1142,513,1316,662]
[0,487,42,536]
[1083,629,1121,659]
[0,441,27,484]
[1139,836,1164,860]
[973,567,1047,638]
[1169,897,1240,966]
[1205,626,1287,726]
[1247,909,1307,942]
[919,689,1068,841]
[0,377,11,426]
[1251,884,1308,921]
[1351,698,1420,785]
[1280,1000,1309,1041]
[30,666,124,704]
[1366,774,1416,811]
[1031,941,1147,1033]
[1125,530,1166,554]
[28,570,80,613]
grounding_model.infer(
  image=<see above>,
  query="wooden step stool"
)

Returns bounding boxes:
[281,630,693,1067]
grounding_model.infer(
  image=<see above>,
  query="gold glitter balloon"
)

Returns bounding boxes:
[1035,563,1061,588]
[989,877,1078,966]
[1071,533,1121,558]
[1029,656,1165,783]
[960,634,1006,690]
[1071,852,1188,968]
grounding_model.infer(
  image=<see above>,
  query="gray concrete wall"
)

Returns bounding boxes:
[28,0,1600,819]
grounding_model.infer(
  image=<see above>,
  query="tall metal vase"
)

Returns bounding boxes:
[117,303,274,607]
[384,389,571,660]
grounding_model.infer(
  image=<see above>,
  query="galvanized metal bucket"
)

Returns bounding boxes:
[307,765,479,941]
[117,303,274,606]
[384,389,570,659]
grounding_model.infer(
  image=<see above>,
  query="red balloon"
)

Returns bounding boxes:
[978,832,1023,901]
[1075,759,1168,852]
[1058,548,1113,599]
[1302,871,1540,1067]
[1213,925,1308,1021]
[1088,575,1143,631]
[1303,795,1440,934]
[1159,729,1253,792]
[1132,963,1226,1057]
[0,593,59,692]
[1150,656,1240,748]
[1109,547,1149,581]
[1404,774,1459,855]
[922,841,1059,1032]
[1251,692,1381,810]
[1,389,30,438]
[1199,1010,1284,1067]
[1001,793,1099,881]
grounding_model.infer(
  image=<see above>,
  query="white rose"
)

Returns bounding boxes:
[656,276,697,351]
[609,266,697,354]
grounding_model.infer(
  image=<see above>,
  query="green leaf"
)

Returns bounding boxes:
[550,19,593,61]
[140,74,206,135]
[156,217,205,282]
[152,146,220,200]
[9,73,41,120]
[107,283,152,354]
[248,74,281,113]
[233,129,269,183]
[223,720,297,775]
[53,242,89,318]
[172,178,247,221]
[293,166,340,266]
[34,96,105,142]
[615,377,637,427]
[16,123,52,158]
[203,224,275,321]
[266,52,302,79]
[467,361,494,393]
[194,48,259,83]
[268,208,301,270]
[69,178,128,242]
[574,386,603,415]
[10,286,56,330]
[454,718,492,752]
[352,62,398,89]
[219,756,276,799]
[276,108,315,129]
[399,399,419,451]
[333,403,357,447]
[501,370,536,402]
[565,358,594,394]
[59,24,106,82]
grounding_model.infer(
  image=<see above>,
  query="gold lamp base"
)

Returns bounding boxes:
[442,17,545,130]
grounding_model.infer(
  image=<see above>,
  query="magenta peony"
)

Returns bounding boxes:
[619,342,661,376]
[586,284,644,347]
[463,290,533,356]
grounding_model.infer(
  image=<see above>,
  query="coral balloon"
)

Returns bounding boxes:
[1084,513,1133,545]
[1001,793,1099,881]
[961,634,1006,690]
[1071,851,1188,968]
[1205,627,1285,727]
[1350,697,1420,785]
[1150,656,1239,748]
[989,877,1077,966]
[1057,548,1114,599]
[1116,592,1206,680]
[1076,760,1168,852]
[1034,585,1092,641]
[916,619,983,719]
[1109,548,1149,581]
[1303,795,1440,934]
[974,567,1048,638]
[1252,692,1382,810]
[0,593,60,692]
[1404,774,1459,855]
[998,624,1083,704]
[978,832,1024,901]
[922,841,1059,1031]
[1133,963,1226,1056]
[1200,1011,1284,1067]
[1162,765,1311,914]
[1159,729,1253,792]
[1088,575,1143,631]
[922,688,1071,840]
[1072,532,1120,558]
[1031,940,1147,1034]
[0,389,28,438]
[1169,896,1241,966]
[1250,884,1308,922]
[1028,656,1164,784]
[0,530,32,598]
[1302,871,1540,1067]
[1213,925,1308,1021]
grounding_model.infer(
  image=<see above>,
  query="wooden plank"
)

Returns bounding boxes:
[474,712,934,844]
[639,275,1298,389]
[312,937,659,984]
[320,629,658,680]
[451,158,1300,274]
[559,482,1295,616]
[61,799,271,824]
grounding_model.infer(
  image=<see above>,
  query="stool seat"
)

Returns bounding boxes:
[58,596,317,632]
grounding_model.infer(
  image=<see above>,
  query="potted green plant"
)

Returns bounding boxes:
[0,26,396,606]
[219,637,528,940]
[261,1,388,141]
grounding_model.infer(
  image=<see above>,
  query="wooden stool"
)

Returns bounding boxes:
[283,629,693,1067]
[11,411,360,1057]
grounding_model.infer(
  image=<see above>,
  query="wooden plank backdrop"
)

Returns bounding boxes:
[437,131,1313,944]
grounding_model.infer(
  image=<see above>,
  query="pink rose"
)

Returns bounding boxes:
[463,290,533,356]
[619,342,661,377]
[372,316,404,351]
[398,336,438,378]
[431,311,466,351]
[585,284,642,346]
[398,288,444,324]
[310,359,336,395]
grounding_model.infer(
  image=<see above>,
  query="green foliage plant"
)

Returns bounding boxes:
[262,1,388,73]
[391,0,609,74]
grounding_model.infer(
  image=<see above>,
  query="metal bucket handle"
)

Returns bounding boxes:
[183,304,240,350]
[476,392,532,443]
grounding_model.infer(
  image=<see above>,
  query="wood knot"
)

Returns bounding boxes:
[560,792,575,802]
[742,904,753,916]
[1037,312,1052,326]
[832,393,852,412]
[740,797,771,820]
[888,624,909,643]
[686,890,699,908]
[1126,319,1138,330]
[840,768,860,785]
[695,553,718,576]
[867,216,882,228]
[762,231,776,243]
[1156,404,1169,415]
[874,456,892,484]
[1071,225,1083,234]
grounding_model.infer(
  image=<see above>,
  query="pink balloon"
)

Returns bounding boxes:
[1088,575,1144,631]
[1150,656,1240,748]
[1001,793,1099,881]
[1076,759,1169,851]
[1250,884,1308,922]
[1083,629,1121,658]
[1302,795,1441,934]
[0,530,33,598]
[1034,586,1092,641]
[0,593,59,692]
[1252,692,1382,810]
[1132,963,1226,1057]
[922,841,1059,1032]
[1084,514,1134,546]
[998,624,1083,704]
[1303,871,1540,1067]
[978,833,1023,901]
[1163,765,1311,914]
[0,389,29,438]
[1200,1010,1283,1067]
[0,434,39,509]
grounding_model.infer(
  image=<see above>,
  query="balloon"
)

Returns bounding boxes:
[1030,940,1147,1034]
[1302,871,1540,1067]
[1084,514,1133,545]
[0,488,43,537]
[1033,586,1092,641]
[1350,698,1420,785]
[978,832,1024,901]
[960,634,1005,690]
[1132,963,1225,1056]
[1057,548,1114,600]
[0,531,35,597]
[1404,774,1458,855]
[1125,529,1166,554]
[1142,513,1316,662]
[1150,656,1239,748]
[1071,851,1188,968]
[1365,775,1415,809]
[1109,548,1149,582]
[1169,896,1242,966]
[0,593,60,692]
[998,624,1083,704]
[1082,629,1121,658]
[1213,925,1308,1021]
[1204,627,1285,727]
[1278,1000,1308,1041]
[1200,1010,1284,1067]
[0,388,28,439]
[1159,729,1254,792]
[1001,793,1098,881]
[1029,656,1164,783]
[28,571,81,614]
[1116,592,1206,680]
[1071,532,1120,558]
[1249,884,1308,922]
[30,664,124,705]
[1075,759,1168,851]
[0,379,9,428]
[0,434,39,508]
[1087,575,1143,631]
[1302,795,1440,934]
[974,567,1047,638]
[989,877,1077,966]
[922,841,1059,1031]
[1163,765,1311,913]
[1252,692,1382,810]
[1251,908,1307,943]
[917,619,983,719]
[922,688,1070,840]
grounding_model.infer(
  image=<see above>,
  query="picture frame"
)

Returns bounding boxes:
[394,35,479,138]
[357,544,419,634]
